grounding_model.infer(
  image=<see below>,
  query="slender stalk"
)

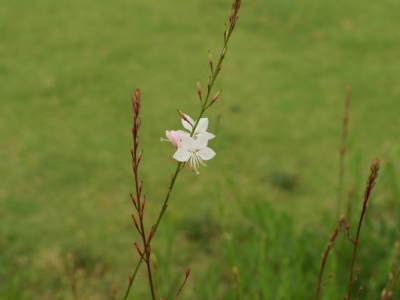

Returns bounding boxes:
[314,215,346,300]
[125,89,157,300]
[123,160,184,300]
[175,269,191,298]
[346,158,380,299]
[152,162,183,235]
[336,86,351,217]
[192,0,242,132]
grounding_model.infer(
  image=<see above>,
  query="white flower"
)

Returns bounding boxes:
[173,135,216,174]
[178,114,215,140]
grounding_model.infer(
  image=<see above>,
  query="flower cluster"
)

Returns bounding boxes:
[163,113,216,174]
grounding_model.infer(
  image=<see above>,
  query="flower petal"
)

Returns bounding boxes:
[197,131,215,140]
[198,147,216,160]
[176,130,190,139]
[194,135,209,149]
[166,130,181,148]
[196,118,209,132]
[180,135,197,149]
[173,148,191,162]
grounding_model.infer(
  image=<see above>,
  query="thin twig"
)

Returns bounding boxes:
[175,269,191,298]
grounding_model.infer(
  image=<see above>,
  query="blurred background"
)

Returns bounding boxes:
[1,0,399,299]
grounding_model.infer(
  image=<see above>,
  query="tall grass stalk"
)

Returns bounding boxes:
[314,215,346,300]
[336,86,352,217]
[345,158,380,299]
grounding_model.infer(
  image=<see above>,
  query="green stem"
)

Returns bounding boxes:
[153,162,183,234]
[123,162,182,300]
[346,206,366,299]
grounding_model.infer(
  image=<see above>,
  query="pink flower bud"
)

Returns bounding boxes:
[166,130,181,148]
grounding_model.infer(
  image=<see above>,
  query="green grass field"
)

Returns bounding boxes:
[1,0,400,299]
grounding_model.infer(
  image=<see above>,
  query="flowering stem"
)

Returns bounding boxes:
[191,0,241,135]
[153,162,183,235]
[123,1,242,299]
[345,158,380,299]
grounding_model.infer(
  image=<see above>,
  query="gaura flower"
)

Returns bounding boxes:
[173,135,216,174]
[178,114,215,140]
[164,130,181,148]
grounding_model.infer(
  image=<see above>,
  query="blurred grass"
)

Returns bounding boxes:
[1,0,400,299]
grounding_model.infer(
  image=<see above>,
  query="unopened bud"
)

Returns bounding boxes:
[197,80,202,96]
[131,214,139,230]
[147,225,155,242]
[138,180,143,195]
[137,150,143,164]
[206,90,222,110]
[177,110,193,127]
[208,50,213,71]
[134,242,143,258]
[212,90,222,102]
[185,268,191,278]
[130,193,136,207]
[141,196,146,212]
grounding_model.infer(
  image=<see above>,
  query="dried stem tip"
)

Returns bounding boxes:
[132,88,141,115]
[363,158,380,206]
[371,158,380,177]
[185,268,191,278]
[229,0,242,27]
